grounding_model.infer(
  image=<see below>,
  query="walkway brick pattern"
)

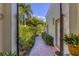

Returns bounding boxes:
[29,35,55,56]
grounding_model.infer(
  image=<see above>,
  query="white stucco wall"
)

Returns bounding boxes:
[69,4,78,34]
[0,3,17,52]
[0,4,3,52]
[77,4,79,32]
[46,3,60,46]
[11,3,17,52]
[2,4,12,52]
[62,3,70,55]
[46,3,79,55]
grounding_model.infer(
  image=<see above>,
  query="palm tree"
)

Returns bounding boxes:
[19,3,33,25]
[24,4,33,20]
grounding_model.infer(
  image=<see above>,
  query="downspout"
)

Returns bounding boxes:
[60,3,64,56]
[55,3,64,56]
[17,3,19,56]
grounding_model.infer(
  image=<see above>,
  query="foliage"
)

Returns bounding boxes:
[64,33,79,47]
[26,17,47,35]
[19,25,35,53]
[19,3,33,23]
[0,52,17,56]
[19,35,35,56]
[19,24,34,45]
[42,32,54,46]
[26,17,46,26]
[19,17,47,55]
[19,3,47,55]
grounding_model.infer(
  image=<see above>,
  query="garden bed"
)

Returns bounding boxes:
[19,36,35,56]
[42,32,54,46]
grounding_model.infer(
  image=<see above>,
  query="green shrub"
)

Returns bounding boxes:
[19,25,35,55]
[19,36,35,55]
[64,33,79,47]
[42,32,54,46]
[0,52,17,56]
[26,17,47,35]
[26,36,35,50]
[19,17,47,55]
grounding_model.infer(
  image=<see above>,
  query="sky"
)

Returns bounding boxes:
[30,3,50,20]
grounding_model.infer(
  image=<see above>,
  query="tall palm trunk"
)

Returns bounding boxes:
[27,14,31,20]
[19,3,33,25]
[22,15,25,25]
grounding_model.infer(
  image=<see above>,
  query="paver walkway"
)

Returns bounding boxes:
[29,35,55,56]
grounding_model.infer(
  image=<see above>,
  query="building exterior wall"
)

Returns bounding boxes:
[69,4,78,34]
[11,3,17,52]
[0,4,17,52]
[62,3,70,55]
[0,4,4,52]
[46,3,60,46]
[46,3,79,55]
[77,4,79,32]
[2,4,12,52]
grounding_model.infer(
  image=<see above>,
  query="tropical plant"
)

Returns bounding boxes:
[19,24,35,55]
[19,3,33,25]
[42,32,54,46]
[64,33,79,55]
[26,17,47,35]
[0,51,17,56]
[64,33,79,47]
[19,17,47,55]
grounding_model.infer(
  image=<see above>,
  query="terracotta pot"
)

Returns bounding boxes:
[68,44,79,56]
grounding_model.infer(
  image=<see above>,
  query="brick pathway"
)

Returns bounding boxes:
[29,35,55,56]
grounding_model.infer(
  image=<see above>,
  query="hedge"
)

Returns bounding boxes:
[42,32,54,46]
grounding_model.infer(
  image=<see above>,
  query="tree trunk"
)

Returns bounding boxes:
[22,15,25,25]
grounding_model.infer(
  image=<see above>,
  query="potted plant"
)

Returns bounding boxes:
[64,33,79,56]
